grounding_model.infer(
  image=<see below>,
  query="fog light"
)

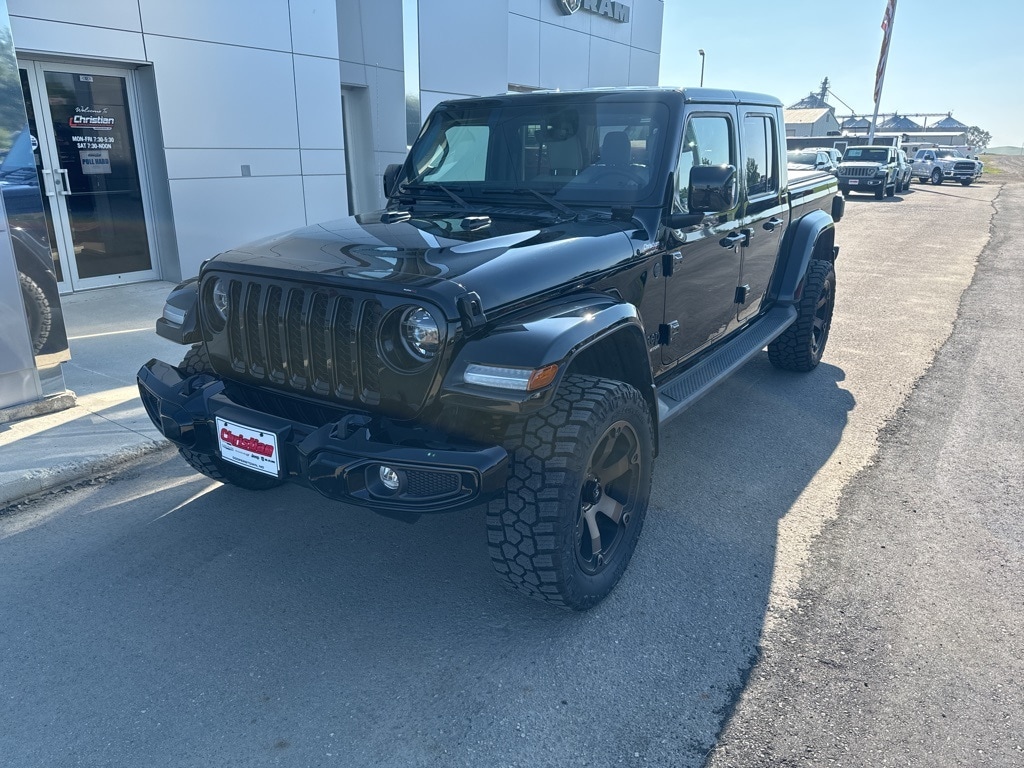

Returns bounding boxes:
[379,465,401,491]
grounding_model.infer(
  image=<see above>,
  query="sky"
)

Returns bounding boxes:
[658,0,1024,149]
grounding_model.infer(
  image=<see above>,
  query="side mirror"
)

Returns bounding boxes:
[383,163,403,198]
[688,164,737,213]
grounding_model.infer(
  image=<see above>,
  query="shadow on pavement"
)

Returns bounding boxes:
[0,355,855,767]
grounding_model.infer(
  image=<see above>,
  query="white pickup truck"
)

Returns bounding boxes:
[912,147,983,186]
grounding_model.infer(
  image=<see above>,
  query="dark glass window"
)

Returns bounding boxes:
[742,115,778,197]
[675,115,732,212]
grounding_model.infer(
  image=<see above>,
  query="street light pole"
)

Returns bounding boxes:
[698,49,705,87]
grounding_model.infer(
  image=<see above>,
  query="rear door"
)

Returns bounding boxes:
[734,107,786,324]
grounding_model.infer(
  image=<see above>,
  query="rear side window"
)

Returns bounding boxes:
[742,114,778,197]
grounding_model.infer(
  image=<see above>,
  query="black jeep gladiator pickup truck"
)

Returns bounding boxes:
[139,87,844,610]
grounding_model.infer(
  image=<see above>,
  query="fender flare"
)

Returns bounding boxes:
[441,293,655,419]
[768,209,836,306]
[156,277,202,345]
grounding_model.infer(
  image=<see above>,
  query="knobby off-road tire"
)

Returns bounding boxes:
[768,259,836,372]
[177,344,284,491]
[486,375,653,611]
[19,272,52,354]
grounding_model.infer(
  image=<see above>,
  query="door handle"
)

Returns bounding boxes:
[763,217,784,232]
[42,169,56,197]
[719,232,744,248]
[58,168,72,196]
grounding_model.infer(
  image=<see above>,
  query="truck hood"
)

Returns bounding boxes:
[208,209,640,318]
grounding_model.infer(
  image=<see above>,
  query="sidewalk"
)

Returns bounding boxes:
[0,280,185,509]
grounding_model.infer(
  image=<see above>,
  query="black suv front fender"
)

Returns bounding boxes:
[441,293,652,416]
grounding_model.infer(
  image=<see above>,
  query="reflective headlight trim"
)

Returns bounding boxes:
[400,306,440,359]
[211,277,230,321]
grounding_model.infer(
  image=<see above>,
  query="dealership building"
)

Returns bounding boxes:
[0,0,665,410]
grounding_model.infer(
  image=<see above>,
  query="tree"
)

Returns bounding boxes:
[966,126,991,153]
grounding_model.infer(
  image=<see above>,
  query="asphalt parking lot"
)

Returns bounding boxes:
[0,164,1016,767]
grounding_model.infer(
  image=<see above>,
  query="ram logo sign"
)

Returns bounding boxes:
[557,0,631,23]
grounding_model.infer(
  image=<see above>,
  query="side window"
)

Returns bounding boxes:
[674,115,732,212]
[742,114,779,197]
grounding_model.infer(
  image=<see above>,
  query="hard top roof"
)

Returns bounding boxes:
[434,86,782,109]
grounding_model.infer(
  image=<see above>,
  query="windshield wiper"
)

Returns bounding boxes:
[398,182,470,209]
[481,187,577,220]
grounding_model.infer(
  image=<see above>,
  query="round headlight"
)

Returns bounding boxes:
[210,277,230,322]
[400,306,440,360]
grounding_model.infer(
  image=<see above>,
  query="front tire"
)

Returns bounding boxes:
[177,344,284,491]
[931,168,943,185]
[768,259,835,372]
[486,375,653,611]
[18,271,52,354]
[960,179,972,186]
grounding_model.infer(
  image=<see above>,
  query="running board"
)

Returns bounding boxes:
[657,306,797,425]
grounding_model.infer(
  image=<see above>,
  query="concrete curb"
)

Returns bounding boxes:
[0,392,78,426]
[0,439,175,511]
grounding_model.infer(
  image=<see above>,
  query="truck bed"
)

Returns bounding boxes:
[788,168,841,222]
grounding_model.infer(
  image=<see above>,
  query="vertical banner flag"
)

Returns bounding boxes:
[874,0,897,106]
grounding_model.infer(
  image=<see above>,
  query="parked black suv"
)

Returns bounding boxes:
[837,145,899,199]
[139,88,844,610]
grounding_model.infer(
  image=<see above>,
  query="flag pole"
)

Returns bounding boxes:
[869,0,897,143]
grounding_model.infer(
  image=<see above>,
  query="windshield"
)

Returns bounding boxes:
[788,150,818,165]
[397,98,670,206]
[935,149,964,158]
[843,147,890,163]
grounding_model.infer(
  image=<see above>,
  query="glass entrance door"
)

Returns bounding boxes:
[19,60,156,291]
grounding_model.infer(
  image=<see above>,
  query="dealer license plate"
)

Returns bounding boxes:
[216,417,281,476]
[849,179,859,185]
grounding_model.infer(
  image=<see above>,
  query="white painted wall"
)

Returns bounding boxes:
[10,0,348,279]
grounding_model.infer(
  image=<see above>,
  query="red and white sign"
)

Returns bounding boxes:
[216,417,280,476]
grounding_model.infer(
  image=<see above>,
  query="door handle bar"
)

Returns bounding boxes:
[58,168,72,196]
[41,169,56,197]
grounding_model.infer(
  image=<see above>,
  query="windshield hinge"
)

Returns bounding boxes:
[457,292,487,333]
[380,209,412,224]
[461,215,491,231]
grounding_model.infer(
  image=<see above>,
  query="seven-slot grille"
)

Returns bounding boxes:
[840,166,879,178]
[215,276,382,405]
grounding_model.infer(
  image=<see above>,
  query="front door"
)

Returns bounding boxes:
[19,60,157,292]
[661,111,742,366]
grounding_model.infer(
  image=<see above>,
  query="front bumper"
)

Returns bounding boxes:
[137,358,508,514]
[838,175,886,192]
